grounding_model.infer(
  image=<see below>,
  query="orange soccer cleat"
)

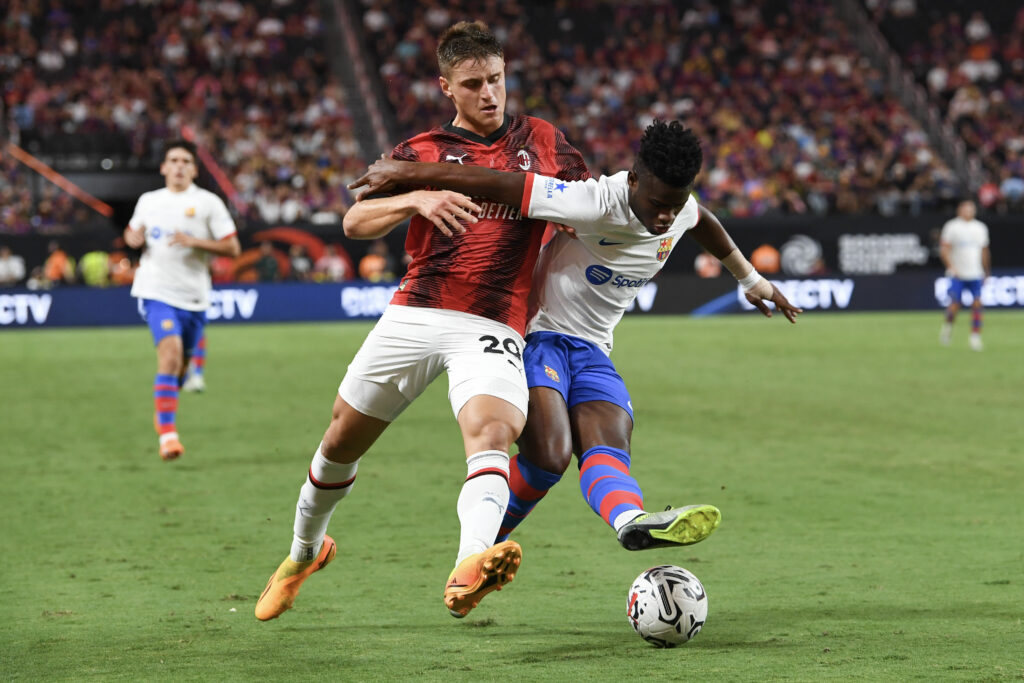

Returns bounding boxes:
[159,437,185,461]
[443,540,522,618]
[255,536,337,621]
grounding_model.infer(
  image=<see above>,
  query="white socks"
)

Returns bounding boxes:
[455,450,510,565]
[613,509,646,532]
[290,445,359,563]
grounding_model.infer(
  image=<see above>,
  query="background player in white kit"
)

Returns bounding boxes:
[124,140,241,460]
[349,119,801,552]
[939,199,990,351]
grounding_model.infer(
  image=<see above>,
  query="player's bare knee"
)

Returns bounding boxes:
[157,355,183,377]
[531,446,573,475]
[320,421,358,463]
[470,418,519,453]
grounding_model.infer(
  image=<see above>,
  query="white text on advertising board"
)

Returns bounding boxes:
[0,293,53,325]
[208,289,259,320]
[738,279,855,311]
[839,234,929,274]
[934,276,1024,307]
[341,285,399,318]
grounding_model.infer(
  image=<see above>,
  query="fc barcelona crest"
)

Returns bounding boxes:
[185,207,196,217]
[544,365,560,383]
[657,237,673,261]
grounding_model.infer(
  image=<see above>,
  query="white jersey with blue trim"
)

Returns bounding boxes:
[940,216,989,281]
[129,184,237,311]
[523,171,698,354]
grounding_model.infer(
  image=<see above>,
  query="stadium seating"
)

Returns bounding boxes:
[1,0,360,226]
[362,0,961,217]
[868,1,1024,211]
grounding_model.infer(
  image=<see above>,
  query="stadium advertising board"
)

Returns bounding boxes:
[658,213,1024,277]
[619,270,1024,317]
[3,272,1023,328]
[0,281,398,328]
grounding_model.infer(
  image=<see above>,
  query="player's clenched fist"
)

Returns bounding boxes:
[124,225,146,249]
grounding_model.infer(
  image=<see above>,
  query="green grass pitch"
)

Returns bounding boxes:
[2,311,1022,681]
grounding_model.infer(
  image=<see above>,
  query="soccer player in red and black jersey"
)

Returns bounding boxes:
[255,21,589,622]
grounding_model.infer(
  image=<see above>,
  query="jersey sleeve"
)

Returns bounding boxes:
[128,193,148,230]
[522,174,607,233]
[208,196,237,240]
[939,220,953,243]
[980,224,990,247]
[391,140,419,162]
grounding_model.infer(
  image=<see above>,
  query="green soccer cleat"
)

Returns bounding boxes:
[617,504,721,551]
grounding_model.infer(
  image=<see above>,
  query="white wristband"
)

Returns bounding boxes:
[744,274,775,300]
[741,268,765,290]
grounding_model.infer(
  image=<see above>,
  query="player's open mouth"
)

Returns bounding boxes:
[481,105,498,113]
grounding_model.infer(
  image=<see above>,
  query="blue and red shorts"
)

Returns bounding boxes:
[138,299,206,354]
[523,330,633,422]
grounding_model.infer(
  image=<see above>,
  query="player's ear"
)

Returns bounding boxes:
[439,76,453,100]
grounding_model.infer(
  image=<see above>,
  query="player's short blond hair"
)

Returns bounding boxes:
[436,21,503,77]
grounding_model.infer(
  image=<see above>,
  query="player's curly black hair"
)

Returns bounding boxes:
[637,120,703,188]
[437,21,503,76]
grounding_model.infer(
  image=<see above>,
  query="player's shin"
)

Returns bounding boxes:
[291,444,358,563]
[456,450,510,564]
[578,446,644,530]
[191,333,206,377]
[496,453,562,542]
[154,373,180,438]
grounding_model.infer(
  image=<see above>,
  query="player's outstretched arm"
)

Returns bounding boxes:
[349,158,526,207]
[691,204,801,323]
[688,204,739,260]
[343,190,480,239]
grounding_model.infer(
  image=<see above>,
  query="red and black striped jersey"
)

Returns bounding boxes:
[390,113,590,335]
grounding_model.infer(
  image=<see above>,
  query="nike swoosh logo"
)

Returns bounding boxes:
[599,238,624,246]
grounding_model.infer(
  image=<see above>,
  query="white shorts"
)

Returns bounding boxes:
[338,305,528,422]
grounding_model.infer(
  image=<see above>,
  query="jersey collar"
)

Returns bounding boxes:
[442,114,511,146]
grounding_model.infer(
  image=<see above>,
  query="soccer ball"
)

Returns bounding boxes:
[627,565,708,647]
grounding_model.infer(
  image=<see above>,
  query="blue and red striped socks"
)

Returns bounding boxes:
[191,333,206,377]
[153,373,179,438]
[971,309,982,333]
[496,454,563,542]
[578,445,644,530]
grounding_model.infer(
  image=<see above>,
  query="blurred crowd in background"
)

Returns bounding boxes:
[365,0,983,218]
[2,0,360,233]
[869,0,1024,213]
[2,0,1022,288]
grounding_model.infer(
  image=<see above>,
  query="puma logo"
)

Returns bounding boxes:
[445,153,468,164]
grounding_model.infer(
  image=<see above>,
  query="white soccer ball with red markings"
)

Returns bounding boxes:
[627,565,708,647]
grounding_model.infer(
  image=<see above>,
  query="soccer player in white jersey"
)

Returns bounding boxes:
[124,140,241,460]
[349,120,801,551]
[939,199,990,351]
